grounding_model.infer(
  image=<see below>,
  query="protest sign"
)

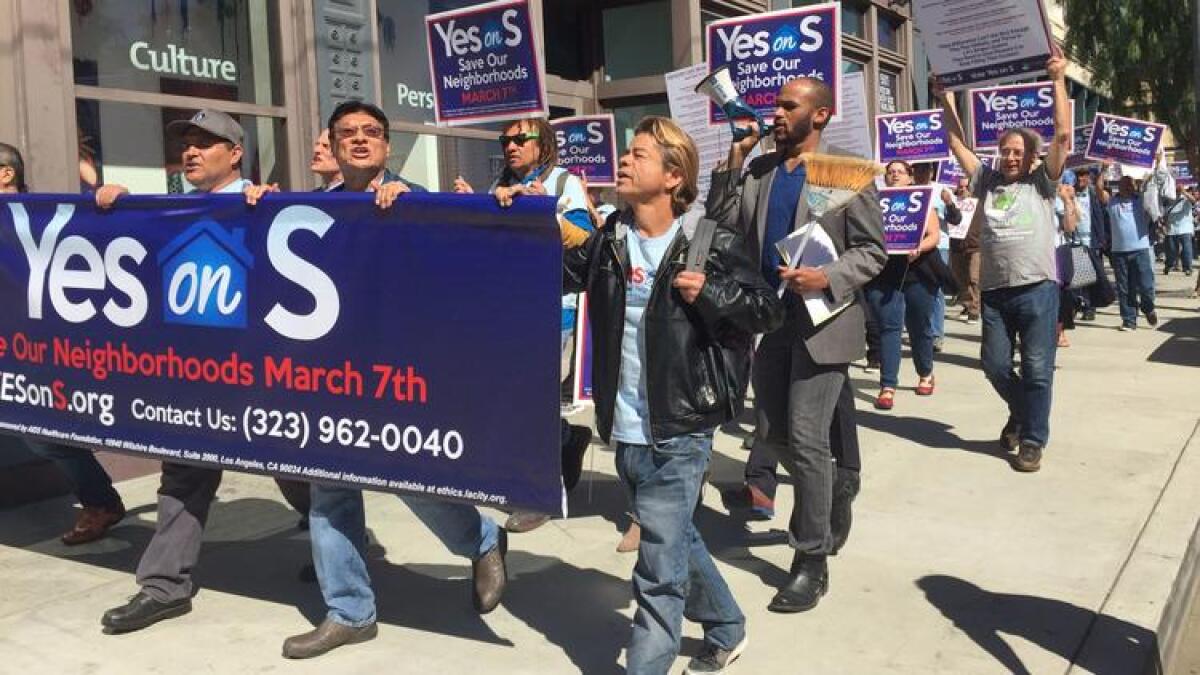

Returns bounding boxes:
[1171,161,1196,188]
[0,193,564,515]
[1067,124,1097,169]
[425,0,546,126]
[879,186,934,254]
[936,154,995,187]
[823,71,872,159]
[705,4,841,124]
[875,109,951,163]
[969,82,1072,150]
[572,294,593,406]
[666,63,731,206]
[949,197,977,240]
[916,0,1054,90]
[551,115,618,186]
[1085,113,1167,170]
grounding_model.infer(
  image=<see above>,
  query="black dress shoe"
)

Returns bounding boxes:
[282,618,378,659]
[830,468,861,555]
[473,530,507,614]
[101,591,192,633]
[768,555,828,613]
[561,425,591,491]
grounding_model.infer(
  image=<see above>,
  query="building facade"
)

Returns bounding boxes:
[0,0,924,196]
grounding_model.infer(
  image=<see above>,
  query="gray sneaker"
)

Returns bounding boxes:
[685,636,748,674]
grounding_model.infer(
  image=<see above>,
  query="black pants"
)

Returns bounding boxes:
[745,375,860,501]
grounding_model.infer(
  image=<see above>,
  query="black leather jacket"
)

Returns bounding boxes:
[564,216,784,444]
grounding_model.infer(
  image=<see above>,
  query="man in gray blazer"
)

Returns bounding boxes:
[707,77,886,613]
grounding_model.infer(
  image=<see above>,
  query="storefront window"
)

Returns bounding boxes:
[388,131,502,194]
[877,12,903,53]
[878,69,900,114]
[791,0,866,39]
[75,100,288,193]
[70,1,283,106]
[610,99,671,153]
[602,2,673,81]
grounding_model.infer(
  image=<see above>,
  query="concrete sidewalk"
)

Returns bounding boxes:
[1,271,1198,674]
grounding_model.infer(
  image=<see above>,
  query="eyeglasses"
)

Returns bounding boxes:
[498,132,539,147]
[334,124,386,141]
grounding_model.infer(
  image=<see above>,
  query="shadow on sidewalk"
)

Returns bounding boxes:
[0,495,633,657]
[856,411,1009,463]
[917,575,1159,675]
[1147,317,1200,367]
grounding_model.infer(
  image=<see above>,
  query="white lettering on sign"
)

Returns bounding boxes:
[433,9,524,58]
[129,42,238,83]
[397,83,435,111]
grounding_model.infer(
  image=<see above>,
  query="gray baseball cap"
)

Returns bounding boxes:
[166,109,244,146]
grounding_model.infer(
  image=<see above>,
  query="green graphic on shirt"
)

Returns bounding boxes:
[994,191,1017,211]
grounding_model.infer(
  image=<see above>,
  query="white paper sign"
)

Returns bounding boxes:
[949,196,977,240]
[665,63,732,207]
[915,0,1054,90]
[823,71,872,160]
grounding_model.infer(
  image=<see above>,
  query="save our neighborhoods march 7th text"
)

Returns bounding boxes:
[0,193,566,515]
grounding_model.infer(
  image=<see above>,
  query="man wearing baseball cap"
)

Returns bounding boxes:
[96,108,312,633]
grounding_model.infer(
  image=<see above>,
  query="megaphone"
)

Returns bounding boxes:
[695,65,770,142]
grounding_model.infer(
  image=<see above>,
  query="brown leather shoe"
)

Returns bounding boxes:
[62,503,126,546]
[504,511,550,533]
[472,530,507,614]
[282,618,378,659]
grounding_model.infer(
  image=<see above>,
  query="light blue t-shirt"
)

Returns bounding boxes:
[1106,195,1150,252]
[611,218,683,445]
[1165,197,1196,236]
[1074,188,1093,245]
[931,188,949,251]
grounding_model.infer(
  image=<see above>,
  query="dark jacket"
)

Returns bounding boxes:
[705,142,887,365]
[564,214,784,444]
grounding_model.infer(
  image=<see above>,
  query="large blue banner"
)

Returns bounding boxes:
[0,193,564,515]
[969,81,1072,151]
[705,4,841,124]
[425,0,547,126]
[1085,113,1167,170]
[875,109,950,163]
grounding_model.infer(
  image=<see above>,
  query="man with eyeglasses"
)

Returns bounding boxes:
[95,109,313,633]
[454,117,595,534]
[250,101,508,660]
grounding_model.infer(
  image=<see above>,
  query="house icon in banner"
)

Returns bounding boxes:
[157,220,254,329]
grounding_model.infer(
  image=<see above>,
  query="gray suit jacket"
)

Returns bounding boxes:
[705,141,887,365]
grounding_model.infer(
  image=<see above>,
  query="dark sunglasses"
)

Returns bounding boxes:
[498,132,539,147]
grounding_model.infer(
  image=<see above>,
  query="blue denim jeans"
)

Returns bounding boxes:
[1110,249,1156,327]
[931,249,949,338]
[308,484,500,626]
[616,433,745,675]
[1165,234,1194,273]
[980,281,1059,448]
[865,279,937,389]
[25,441,121,509]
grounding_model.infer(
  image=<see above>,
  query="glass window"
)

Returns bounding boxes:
[877,12,903,53]
[377,0,489,125]
[75,100,288,194]
[843,60,865,75]
[602,2,673,81]
[878,69,900,114]
[70,1,283,106]
[544,0,595,81]
[388,131,503,194]
[609,99,671,154]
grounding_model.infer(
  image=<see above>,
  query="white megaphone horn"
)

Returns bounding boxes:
[694,65,769,142]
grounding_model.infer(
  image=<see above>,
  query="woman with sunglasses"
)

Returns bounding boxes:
[867,160,944,410]
[455,118,595,533]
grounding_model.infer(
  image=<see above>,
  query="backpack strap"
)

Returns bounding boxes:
[686,217,719,273]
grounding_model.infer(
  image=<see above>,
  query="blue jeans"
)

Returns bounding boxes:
[25,441,121,509]
[309,484,500,626]
[1110,249,1156,327]
[931,249,949,338]
[1165,234,1194,273]
[616,434,744,675]
[980,281,1059,448]
[865,280,937,389]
